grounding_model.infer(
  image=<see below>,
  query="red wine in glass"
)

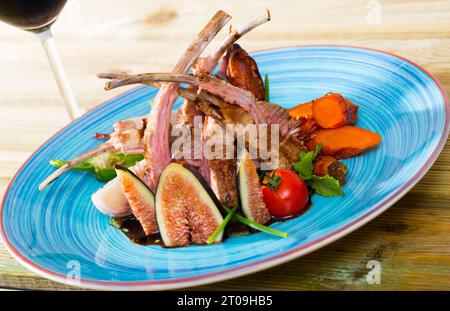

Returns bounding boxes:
[0,0,67,32]
[0,0,80,119]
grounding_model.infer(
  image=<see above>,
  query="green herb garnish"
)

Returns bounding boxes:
[222,206,288,238]
[292,144,322,181]
[207,205,239,244]
[309,175,344,197]
[264,73,270,102]
[49,159,92,171]
[50,152,144,182]
[293,144,344,197]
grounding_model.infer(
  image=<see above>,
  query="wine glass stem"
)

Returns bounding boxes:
[36,28,81,120]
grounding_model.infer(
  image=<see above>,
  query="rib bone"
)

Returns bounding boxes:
[39,142,115,190]
[104,73,267,125]
[38,115,147,190]
[98,72,226,108]
[195,10,271,74]
[142,10,231,189]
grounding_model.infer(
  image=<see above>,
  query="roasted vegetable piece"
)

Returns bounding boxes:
[293,144,344,197]
[288,101,313,119]
[91,178,132,217]
[311,93,358,129]
[288,101,318,140]
[313,156,348,185]
[308,126,381,159]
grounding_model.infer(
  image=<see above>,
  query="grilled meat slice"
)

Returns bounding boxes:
[110,116,146,155]
[208,159,238,208]
[278,136,307,169]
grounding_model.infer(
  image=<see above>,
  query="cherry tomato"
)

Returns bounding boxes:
[261,169,309,218]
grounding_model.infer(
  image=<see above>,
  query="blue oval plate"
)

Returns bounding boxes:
[1,46,448,290]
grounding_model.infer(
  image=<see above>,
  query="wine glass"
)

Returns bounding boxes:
[0,0,81,120]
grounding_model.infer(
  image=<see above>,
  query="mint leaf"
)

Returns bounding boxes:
[292,144,322,181]
[293,151,314,180]
[292,144,343,197]
[309,175,343,197]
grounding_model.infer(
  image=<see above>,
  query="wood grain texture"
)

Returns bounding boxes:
[0,0,449,290]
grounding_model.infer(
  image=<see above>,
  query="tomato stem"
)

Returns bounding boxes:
[262,172,282,192]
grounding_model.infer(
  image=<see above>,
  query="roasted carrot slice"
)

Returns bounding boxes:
[313,156,348,185]
[308,126,381,159]
[288,101,313,119]
[312,93,358,129]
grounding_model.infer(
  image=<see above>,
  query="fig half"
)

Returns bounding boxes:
[238,149,271,225]
[155,163,224,247]
[115,164,158,235]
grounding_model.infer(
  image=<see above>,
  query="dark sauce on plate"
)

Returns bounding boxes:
[111,215,164,246]
[112,196,312,247]
[111,214,254,246]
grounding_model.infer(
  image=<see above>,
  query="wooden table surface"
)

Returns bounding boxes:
[1,0,450,290]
